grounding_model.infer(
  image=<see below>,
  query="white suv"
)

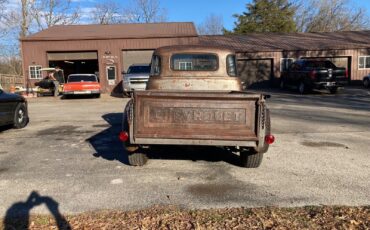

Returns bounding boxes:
[122,64,150,96]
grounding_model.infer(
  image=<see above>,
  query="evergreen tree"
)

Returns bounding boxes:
[228,0,297,34]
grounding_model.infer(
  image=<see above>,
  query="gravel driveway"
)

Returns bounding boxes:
[0,87,369,216]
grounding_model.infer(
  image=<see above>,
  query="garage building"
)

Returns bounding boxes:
[21,22,198,93]
[200,31,370,87]
[21,23,370,93]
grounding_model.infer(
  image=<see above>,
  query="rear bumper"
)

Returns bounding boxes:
[313,81,346,89]
[63,90,100,95]
[122,82,147,92]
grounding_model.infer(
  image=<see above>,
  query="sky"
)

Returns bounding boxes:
[69,0,247,30]
[70,0,370,31]
[1,0,370,56]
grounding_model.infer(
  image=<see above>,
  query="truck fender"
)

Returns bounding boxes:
[254,107,271,154]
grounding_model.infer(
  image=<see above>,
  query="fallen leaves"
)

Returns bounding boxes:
[1,205,369,230]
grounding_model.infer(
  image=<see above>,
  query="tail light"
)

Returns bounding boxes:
[345,69,348,78]
[265,134,275,145]
[119,131,129,142]
[309,70,317,79]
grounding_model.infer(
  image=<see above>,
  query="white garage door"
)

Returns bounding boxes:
[122,50,154,72]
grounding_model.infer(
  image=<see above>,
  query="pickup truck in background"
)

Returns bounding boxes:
[280,59,348,94]
[119,45,275,168]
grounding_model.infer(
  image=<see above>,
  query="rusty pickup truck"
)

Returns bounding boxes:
[119,45,275,168]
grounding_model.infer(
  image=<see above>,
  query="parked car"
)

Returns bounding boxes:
[0,89,29,129]
[120,45,274,168]
[281,59,348,94]
[363,75,370,88]
[122,64,150,96]
[63,74,101,98]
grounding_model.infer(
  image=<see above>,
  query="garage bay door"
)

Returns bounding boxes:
[47,51,99,80]
[122,50,154,72]
[237,59,273,87]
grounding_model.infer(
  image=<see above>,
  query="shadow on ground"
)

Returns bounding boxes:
[3,191,71,230]
[86,113,241,167]
[0,125,13,133]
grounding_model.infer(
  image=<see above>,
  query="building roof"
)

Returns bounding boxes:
[199,30,370,52]
[22,22,198,41]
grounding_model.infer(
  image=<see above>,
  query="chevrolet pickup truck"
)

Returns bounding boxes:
[119,45,274,168]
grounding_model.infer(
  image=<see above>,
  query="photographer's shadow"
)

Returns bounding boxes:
[3,191,71,230]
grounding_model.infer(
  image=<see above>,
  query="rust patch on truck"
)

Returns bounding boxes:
[133,91,258,141]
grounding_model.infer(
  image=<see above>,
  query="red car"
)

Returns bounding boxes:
[63,74,101,98]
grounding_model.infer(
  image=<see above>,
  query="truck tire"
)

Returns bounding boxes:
[123,101,148,166]
[13,103,28,129]
[329,87,338,94]
[279,78,285,89]
[240,151,264,168]
[128,152,148,166]
[363,78,369,88]
[298,81,306,94]
[240,108,270,168]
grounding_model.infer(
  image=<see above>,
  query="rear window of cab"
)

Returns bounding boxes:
[171,54,218,71]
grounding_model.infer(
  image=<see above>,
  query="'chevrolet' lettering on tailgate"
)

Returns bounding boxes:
[149,107,246,124]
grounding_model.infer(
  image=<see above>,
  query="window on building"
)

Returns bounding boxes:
[29,66,42,79]
[359,56,370,69]
[106,66,116,80]
[280,58,294,71]
[179,62,192,70]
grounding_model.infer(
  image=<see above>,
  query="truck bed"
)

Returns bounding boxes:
[129,91,264,147]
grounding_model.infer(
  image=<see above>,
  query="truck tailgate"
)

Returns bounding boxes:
[131,91,262,145]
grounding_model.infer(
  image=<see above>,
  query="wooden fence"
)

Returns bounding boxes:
[0,74,24,91]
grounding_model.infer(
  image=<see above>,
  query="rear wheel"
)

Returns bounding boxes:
[123,104,148,166]
[364,78,370,88]
[13,103,28,129]
[329,87,338,94]
[128,151,148,166]
[298,81,306,94]
[279,78,285,89]
[240,151,264,168]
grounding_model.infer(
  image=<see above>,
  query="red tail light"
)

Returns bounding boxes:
[119,131,129,142]
[345,69,348,78]
[265,135,275,145]
[309,70,317,79]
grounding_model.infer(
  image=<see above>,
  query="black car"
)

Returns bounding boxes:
[281,60,348,94]
[0,89,29,129]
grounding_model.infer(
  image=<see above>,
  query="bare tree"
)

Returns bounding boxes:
[197,14,224,35]
[295,0,369,32]
[31,0,80,30]
[122,0,167,23]
[92,0,122,24]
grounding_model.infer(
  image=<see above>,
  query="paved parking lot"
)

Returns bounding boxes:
[0,87,369,216]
